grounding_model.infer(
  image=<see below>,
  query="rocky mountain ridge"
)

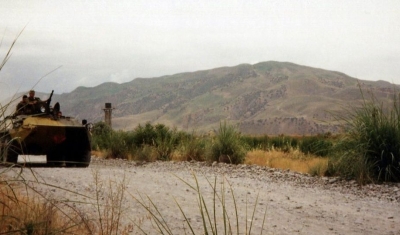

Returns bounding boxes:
[43,61,400,135]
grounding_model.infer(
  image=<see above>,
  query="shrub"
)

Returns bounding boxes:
[308,159,329,176]
[105,131,131,159]
[91,122,131,159]
[0,184,94,234]
[299,135,333,157]
[240,135,270,151]
[326,139,373,182]
[132,122,157,147]
[330,88,400,182]
[207,122,246,164]
[153,124,179,160]
[269,135,297,153]
[174,132,206,161]
[91,122,114,150]
[131,144,158,162]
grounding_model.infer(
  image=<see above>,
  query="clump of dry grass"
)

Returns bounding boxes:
[0,169,137,235]
[92,150,107,158]
[131,173,267,234]
[132,145,159,162]
[92,169,135,235]
[245,149,328,176]
[0,181,94,234]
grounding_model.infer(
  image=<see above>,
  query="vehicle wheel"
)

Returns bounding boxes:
[47,151,64,167]
[0,135,18,164]
[75,150,91,168]
[64,127,91,167]
[63,144,77,167]
[46,152,56,166]
[63,142,91,168]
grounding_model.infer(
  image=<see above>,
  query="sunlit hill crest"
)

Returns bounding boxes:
[51,61,398,135]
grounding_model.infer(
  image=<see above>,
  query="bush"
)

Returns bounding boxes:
[105,131,131,159]
[132,122,157,147]
[269,135,298,153]
[91,122,133,159]
[240,135,270,151]
[91,122,114,150]
[131,144,158,162]
[207,122,246,164]
[326,139,372,181]
[330,89,400,182]
[128,123,186,161]
[299,135,333,157]
[174,132,206,161]
[153,124,179,160]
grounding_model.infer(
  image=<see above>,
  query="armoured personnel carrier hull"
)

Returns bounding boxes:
[0,91,91,167]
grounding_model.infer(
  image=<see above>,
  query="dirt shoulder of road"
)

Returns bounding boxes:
[3,157,400,235]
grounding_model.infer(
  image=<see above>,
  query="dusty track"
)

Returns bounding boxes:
[4,157,400,234]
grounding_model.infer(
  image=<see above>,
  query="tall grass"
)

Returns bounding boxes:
[172,131,206,161]
[153,124,180,161]
[131,173,267,234]
[0,183,92,234]
[245,149,328,176]
[207,122,246,164]
[92,170,134,234]
[329,87,400,182]
[298,134,333,157]
[91,121,114,151]
[240,135,270,150]
[0,167,138,234]
[241,134,335,157]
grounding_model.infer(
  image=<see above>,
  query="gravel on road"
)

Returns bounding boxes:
[3,157,400,235]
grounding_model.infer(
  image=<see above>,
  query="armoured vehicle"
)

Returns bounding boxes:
[0,91,91,167]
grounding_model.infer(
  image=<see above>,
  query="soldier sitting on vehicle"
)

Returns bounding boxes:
[28,89,46,114]
[15,95,35,115]
[15,95,28,115]
[28,90,41,104]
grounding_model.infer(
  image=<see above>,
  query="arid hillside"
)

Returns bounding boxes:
[43,61,398,135]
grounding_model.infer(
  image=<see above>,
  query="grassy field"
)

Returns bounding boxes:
[245,149,328,176]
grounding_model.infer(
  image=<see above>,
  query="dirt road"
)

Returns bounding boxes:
[4,158,400,234]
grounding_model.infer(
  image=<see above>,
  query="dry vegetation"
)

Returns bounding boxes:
[245,149,328,176]
[0,169,136,235]
[0,179,92,234]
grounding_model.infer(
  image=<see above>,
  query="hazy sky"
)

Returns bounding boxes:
[1,0,400,100]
